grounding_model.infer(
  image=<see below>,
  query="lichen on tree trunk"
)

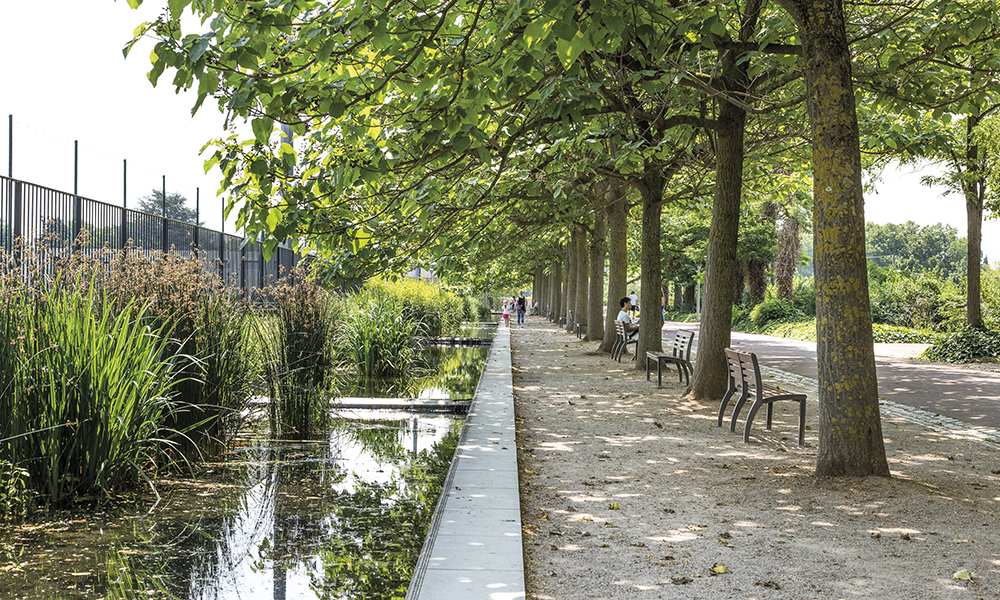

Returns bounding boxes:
[775,0,890,477]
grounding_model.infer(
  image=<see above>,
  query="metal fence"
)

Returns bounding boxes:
[0,174,300,299]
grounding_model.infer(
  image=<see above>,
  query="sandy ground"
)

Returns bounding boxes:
[511,319,1000,600]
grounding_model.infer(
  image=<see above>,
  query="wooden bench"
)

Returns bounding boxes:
[576,322,587,339]
[717,348,806,445]
[646,329,694,387]
[612,319,637,362]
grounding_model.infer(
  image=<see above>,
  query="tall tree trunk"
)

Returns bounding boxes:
[588,207,607,342]
[684,285,696,311]
[673,283,683,310]
[565,238,577,332]
[734,259,746,305]
[635,171,665,369]
[534,265,545,316]
[775,214,801,302]
[601,194,629,353]
[747,259,768,303]
[776,0,889,477]
[965,114,984,329]
[552,259,563,324]
[574,224,589,331]
[687,0,759,398]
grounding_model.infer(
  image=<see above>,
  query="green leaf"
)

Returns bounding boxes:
[167,0,190,20]
[126,0,142,7]
[265,207,281,232]
[251,117,274,144]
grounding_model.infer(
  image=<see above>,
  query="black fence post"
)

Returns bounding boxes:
[218,231,225,281]
[161,176,168,254]
[13,180,22,239]
[240,239,247,300]
[193,187,200,249]
[121,159,128,249]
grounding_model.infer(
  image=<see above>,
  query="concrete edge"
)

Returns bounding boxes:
[406,327,525,600]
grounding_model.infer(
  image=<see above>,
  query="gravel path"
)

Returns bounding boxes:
[512,319,1000,600]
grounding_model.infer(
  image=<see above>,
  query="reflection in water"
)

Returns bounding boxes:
[338,346,489,400]
[0,345,485,600]
[172,415,462,600]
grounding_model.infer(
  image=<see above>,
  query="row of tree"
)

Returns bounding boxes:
[125,0,1000,477]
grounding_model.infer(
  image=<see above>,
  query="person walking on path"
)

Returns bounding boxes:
[515,291,527,327]
[628,291,638,317]
[502,299,511,328]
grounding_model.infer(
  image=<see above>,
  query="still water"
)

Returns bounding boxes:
[0,345,489,600]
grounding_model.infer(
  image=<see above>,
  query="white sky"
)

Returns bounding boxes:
[0,0,996,261]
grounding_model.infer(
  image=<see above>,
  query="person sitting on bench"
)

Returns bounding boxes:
[617,296,639,339]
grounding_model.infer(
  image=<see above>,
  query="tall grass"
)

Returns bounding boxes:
[255,271,334,439]
[362,276,465,336]
[333,293,422,379]
[0,272,179,505]
[105,248,256,454]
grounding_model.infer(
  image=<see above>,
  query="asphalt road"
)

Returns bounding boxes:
[664,322,1000,431]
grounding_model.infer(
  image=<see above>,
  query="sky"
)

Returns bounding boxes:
[1,0,998,260]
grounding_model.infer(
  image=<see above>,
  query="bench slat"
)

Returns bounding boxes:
[717,347,806,445]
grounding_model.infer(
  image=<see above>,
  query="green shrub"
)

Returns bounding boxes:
[749,298,800,329]
[868,266,960,331]
[922,327,1000,363]
[362,276,463,336]
[333,292,422,379]
[792,278,816,316]
[871,324,940,344]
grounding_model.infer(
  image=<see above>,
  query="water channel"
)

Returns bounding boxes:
[0,341,492,600]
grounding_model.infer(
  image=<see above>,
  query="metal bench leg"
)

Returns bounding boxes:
[658,358,664,387]
[730,390,753,432]
[743,399,766,443]
[717,383,737,427]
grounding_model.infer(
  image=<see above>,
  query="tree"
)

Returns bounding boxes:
[773,0,889,477]
[136,189,202,225]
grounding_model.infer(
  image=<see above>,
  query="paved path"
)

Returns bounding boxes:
[406,327,524,600]
[664,321,1000,430]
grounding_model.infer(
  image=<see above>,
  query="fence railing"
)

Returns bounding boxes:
[0,175,300,299]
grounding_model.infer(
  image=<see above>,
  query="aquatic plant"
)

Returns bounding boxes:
[0,272,179,505]
[254,270,335,439]
[333,292,422,379]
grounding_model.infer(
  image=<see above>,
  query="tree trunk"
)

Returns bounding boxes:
[734,259,746,305]
[588,207,607,342]
[775,214,801,302]
[965,114,983,329]
[534,265,545,316]
[776,0,889,477]
[635,171,665,369]
[602,194,629,353]
[552,259,563,324]
[673,283,683,310]
[747,259,768,304]
[565,238,577,332]
[574,224,589,331]
[687,3,758,398]
[684,285,695,311]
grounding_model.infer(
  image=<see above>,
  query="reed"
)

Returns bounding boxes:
[0,273,179,505]
[254,271,334,439]
[333,292,422,379]
[104,247,256,455]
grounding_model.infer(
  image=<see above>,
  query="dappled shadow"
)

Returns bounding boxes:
[513,317,1000,599]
